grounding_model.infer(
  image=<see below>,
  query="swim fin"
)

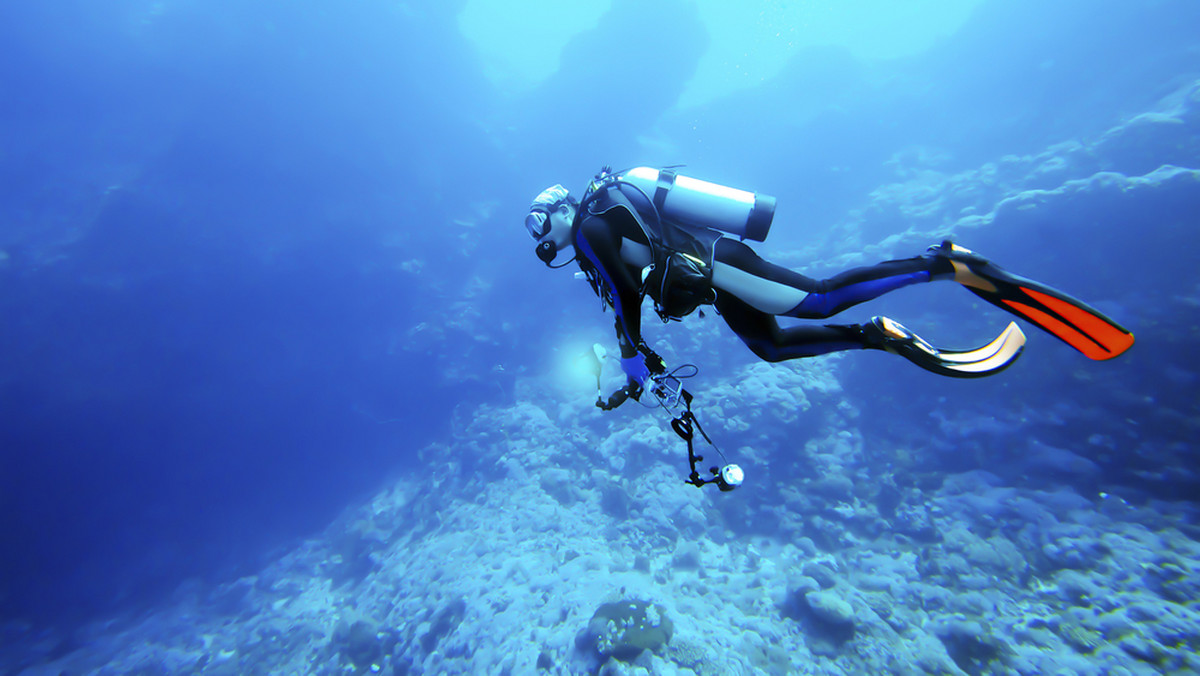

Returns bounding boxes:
[863,316,1027,378]
[929,241,1134,360]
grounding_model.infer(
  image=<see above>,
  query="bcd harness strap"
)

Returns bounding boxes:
[652,168,677,217]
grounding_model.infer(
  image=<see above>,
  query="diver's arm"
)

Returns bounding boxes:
[575,215,643,358]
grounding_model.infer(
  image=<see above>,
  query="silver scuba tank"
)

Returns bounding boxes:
[618,167,776,242]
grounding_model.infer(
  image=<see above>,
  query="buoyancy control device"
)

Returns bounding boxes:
[578,166,777,321]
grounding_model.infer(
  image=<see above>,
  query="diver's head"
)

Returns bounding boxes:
[527,184,577,264]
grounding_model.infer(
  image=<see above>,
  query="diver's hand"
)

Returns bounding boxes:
[620,354,651,388]
[637,344,667,374]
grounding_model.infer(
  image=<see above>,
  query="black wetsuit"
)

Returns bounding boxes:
[573,189,954,362]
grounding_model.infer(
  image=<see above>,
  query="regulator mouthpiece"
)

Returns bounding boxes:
[536,240,557,265]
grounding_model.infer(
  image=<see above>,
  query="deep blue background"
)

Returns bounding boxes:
[1,0,1196,632]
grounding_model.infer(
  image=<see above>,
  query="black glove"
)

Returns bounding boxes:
[638,344,667,375]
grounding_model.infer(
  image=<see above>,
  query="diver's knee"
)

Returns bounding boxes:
[747,343,787,363]
[786,297,838,320]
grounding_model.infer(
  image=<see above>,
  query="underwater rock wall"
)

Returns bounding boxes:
[792,78,1200,275]
[8,344,1200,675]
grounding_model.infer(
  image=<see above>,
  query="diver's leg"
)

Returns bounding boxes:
[716,292,1026,375]
[712,239,952,319]
[714,292,866,362]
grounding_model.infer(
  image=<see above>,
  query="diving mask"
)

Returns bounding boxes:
[527,184,570,240]
[525,209,550,240]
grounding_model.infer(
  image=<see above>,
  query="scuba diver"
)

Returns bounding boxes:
[525,166,1134,395]
[525,167,1133,491]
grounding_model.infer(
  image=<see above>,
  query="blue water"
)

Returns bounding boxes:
[1,1,1197,674]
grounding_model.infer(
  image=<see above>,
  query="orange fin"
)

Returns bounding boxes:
[1005,287,1134,360]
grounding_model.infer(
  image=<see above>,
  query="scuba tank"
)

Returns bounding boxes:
[615,167,776,242]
